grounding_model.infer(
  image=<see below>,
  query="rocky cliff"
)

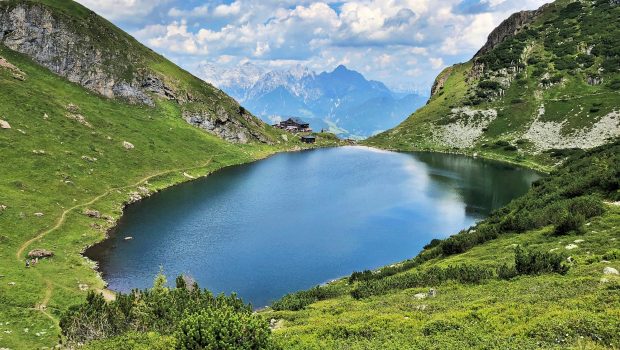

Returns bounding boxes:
[0,1,275,144]
[367,0,620,165]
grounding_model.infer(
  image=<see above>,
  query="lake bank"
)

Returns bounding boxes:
[85,146,541,307]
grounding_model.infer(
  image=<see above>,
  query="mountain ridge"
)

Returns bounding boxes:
[0,0,281,144]
[366,0,620,166]
[199,62,428,138]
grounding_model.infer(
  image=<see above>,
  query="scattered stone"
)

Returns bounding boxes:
[0,205,6,211]
[122,141,134,150]
[603,267,619,275]
[78,283,89,291]
[565,244,578,250]
[0,119,11,129]
[281,134,288,142]
[8,282,15,286]
[414,292,427,300]
[415,304,428,311]
[183,172,195,179]
[27,249,54,259]
[66,113,92,128]
[574,239,584,243]
[32,150,46,155]
[33,212,44,217]
[600,277,609,284]
[66,103,80,113]
[84,209,101,218]
[137,186,149,196]
[428,288,437,297]
[128,192,142,203]
[124,236,133,241]
[17,129,26,134]
[269,318,283,330]
[81,155,97,162]
[43,113,49,120]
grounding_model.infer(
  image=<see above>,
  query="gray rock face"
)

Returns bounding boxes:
[0,2,273,144]
[474,7,546,58]
[430,67,453,99]
[183,107,269,144]
[0,3,164,106]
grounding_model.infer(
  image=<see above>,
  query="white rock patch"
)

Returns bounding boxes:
[432,107,497,149]
[524,108,620,152]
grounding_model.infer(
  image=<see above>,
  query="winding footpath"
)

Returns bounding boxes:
[14,158,216,325]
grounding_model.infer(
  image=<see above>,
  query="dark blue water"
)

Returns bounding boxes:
[86,147,540,307]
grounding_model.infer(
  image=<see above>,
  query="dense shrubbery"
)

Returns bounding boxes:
[433,141,619,257]
[271,284,345,311]
[350,264,494,299]
[513,246,569,276]
[61,274,275,349]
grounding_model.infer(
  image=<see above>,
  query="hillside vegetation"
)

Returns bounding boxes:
[264,140,620,349]
[0,1,338,349]
[366,0,620,168]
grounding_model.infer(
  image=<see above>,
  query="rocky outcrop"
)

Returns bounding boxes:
[429,67,453,99]
[0,3,161,105]
[474,6,546,58]
[28,249,54,259]
[0,2,273,144]
[183,106,270,144]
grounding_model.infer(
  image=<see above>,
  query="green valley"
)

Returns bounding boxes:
[0,0,619,349]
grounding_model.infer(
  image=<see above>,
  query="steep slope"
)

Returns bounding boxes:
[366,0,620,167]
[0,2,341,349]
[200,63,427,138]
[264,141,620,350]
[0,0,280,143]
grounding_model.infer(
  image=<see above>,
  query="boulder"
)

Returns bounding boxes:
[123,141,135,150]
[84,209,101,218]
[414,293,427,300]
[0,119,10,129]
[603,267,619,275]
[27,249,54,259]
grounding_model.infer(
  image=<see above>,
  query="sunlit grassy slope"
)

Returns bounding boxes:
[366,0,620,170]
[0,38,340,349]
[265,141,620,349]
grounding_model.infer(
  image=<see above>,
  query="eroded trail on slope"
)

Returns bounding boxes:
[14,158,216,324]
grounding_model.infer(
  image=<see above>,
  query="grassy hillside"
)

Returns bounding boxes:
[265,141,620,349]
[366,0,619,169]
[0,9,339,350]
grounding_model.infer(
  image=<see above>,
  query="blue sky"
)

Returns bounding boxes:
[75,0,549,93]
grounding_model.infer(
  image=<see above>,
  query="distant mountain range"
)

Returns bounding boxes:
[199,63,428,139]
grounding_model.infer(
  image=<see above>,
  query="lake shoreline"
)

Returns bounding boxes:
[85,145,542,305]
[81,143,339,298]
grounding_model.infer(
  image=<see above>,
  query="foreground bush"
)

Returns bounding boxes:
[61,273,276,349]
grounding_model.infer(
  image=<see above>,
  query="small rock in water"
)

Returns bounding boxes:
[603,267,619,275]
[124,236,133,241]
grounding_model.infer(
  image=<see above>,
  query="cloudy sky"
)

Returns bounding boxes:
[75,0,549,93]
